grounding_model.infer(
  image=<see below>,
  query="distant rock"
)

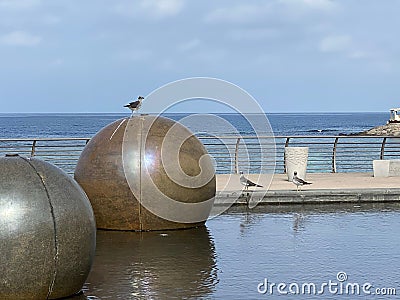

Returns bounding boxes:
[348,123,400,136]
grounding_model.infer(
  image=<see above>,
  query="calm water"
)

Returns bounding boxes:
[0,112,389,138]
[0,112,390,174]
[79,203,400,299]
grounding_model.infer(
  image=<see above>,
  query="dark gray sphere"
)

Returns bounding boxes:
[0,155,96,300]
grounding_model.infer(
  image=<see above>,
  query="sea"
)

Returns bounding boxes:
[1,112,399,299]
[0,112,390,174]
[0,112,389,138]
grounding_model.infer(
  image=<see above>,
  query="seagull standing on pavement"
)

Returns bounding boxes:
[292,171,312,191]
[124,96,144,115]
[240,171,263,191]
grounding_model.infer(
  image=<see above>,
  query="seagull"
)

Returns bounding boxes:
[240,171,263,191]
[124,96,144,115]
[292,171,312,191]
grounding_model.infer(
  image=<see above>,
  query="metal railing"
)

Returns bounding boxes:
[1,136,400,175]
[200,135,400,174]
[0,138,90,175]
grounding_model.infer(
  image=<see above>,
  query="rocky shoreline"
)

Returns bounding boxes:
[347,122,400,136]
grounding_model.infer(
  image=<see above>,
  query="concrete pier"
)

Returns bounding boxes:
[216,173,400,205]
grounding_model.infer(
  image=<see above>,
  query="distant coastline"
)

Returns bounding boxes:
[346,122,400,136]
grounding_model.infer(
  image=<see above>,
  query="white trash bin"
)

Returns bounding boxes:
[373,159,400,177]
[373,160,390,177]
[285,147,309,182]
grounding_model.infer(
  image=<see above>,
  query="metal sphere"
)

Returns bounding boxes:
[74,115,216,231]
[0,155,96,300]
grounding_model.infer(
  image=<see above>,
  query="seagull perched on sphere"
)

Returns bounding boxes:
[124,96,144,115]
[240,171,263,191]
[292,171,312,191]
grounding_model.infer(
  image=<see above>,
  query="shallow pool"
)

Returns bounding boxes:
[81,203,400,299]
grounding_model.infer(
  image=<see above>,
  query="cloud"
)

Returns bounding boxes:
[0,31,42,46]
[319,35,352,53]
[49,58,64,67]
[0,0,41,9]
[42,15,61,25]
[281,0,337,12]
[158,59,174,70]
[204,4,268,23]
[319,34,375,60]
[204,0,338,23]
[115,0,185,19]
[228,28,280,41]
[178,39,201,52]
[114,49,152,62]
[348,51,370,59]
[140,0,184,17]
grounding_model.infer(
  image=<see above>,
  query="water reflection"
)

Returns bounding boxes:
[65,293,87,299]
[238,207,266,235]
[83,226,218,299]
[292,213,307,233]
[229,202,400,234]
[227,202,400,215]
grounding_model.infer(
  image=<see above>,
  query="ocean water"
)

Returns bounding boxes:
[0,112,391,174]
[0,112,389,138]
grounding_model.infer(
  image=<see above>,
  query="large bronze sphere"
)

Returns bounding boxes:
[74,115,216,231]
[0,155,96,300]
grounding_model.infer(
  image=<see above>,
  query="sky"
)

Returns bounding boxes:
[0,0,399,113]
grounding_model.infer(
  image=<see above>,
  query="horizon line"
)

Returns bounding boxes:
[0,111,389,115]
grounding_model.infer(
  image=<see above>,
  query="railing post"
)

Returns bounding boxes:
[234,138,241,174]
[380,137,387,160]
[284,137,290,147]
[332,137,339,173]
[284,137,290,173]
[31,140,37,157]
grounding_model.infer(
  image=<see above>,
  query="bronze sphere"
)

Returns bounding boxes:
[74,115,216,231]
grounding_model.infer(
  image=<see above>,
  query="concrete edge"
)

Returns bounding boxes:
[214,188,400,205]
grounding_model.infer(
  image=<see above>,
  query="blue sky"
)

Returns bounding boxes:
[0,0,399,113]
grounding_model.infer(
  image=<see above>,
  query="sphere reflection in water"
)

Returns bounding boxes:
[84,227,218,299]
